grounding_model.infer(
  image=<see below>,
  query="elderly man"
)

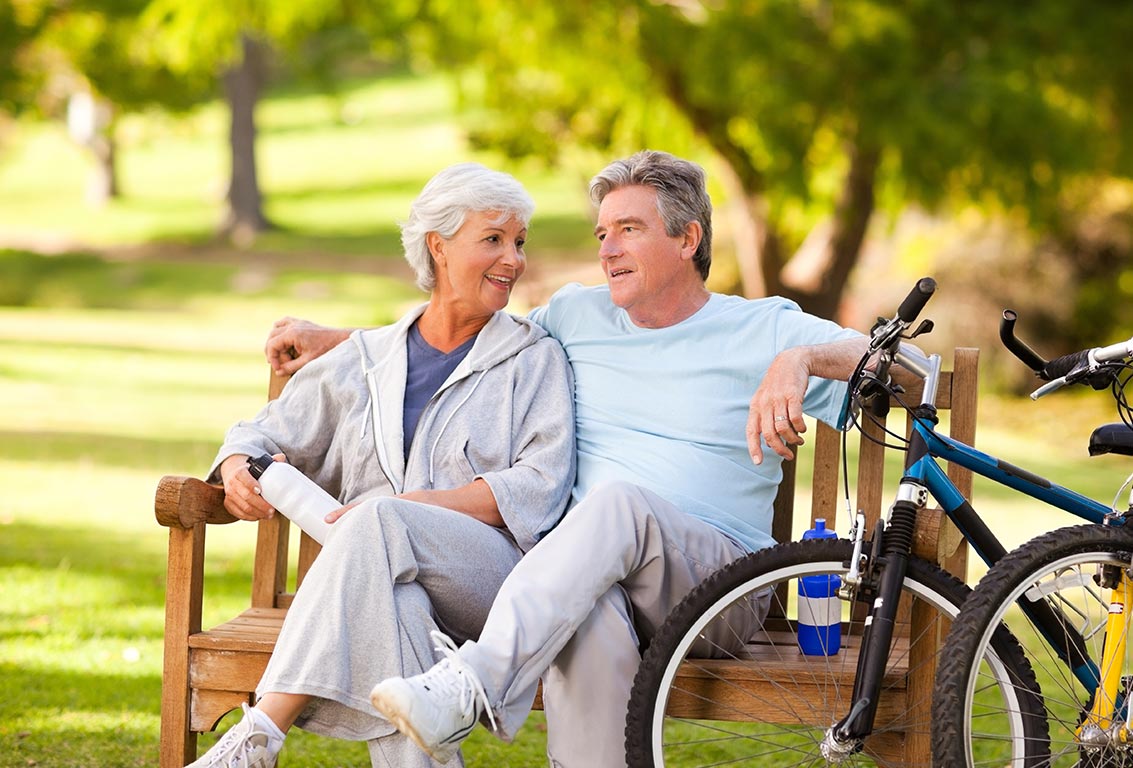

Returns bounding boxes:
[268,150,865,767]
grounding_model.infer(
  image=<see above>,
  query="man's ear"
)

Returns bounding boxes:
[680,221,703,261]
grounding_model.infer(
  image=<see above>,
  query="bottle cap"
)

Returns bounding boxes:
[246,454,275,479]
[802,518,837,540]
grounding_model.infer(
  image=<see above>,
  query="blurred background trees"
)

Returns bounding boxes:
[429,1,1133,349]
[2,0,1131,378]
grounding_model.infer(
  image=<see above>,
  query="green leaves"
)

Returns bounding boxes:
[431,0,1133,314]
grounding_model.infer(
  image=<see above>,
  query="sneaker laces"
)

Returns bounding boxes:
[203,703,269,767]
[427,630,497,733]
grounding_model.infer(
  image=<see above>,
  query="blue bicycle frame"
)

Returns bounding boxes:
[881,345,1115,697]
[825,280,1131,753]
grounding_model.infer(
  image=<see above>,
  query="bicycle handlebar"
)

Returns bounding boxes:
[999,310,1048,372]
[1000,309,1133,399]
[897,277,937,324]
[846,277,941,425]
[867,276,937,357]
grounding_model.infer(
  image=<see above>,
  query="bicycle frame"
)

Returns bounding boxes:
[831,343,1122,747]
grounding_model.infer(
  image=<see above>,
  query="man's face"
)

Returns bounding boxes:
[593,185,700,327]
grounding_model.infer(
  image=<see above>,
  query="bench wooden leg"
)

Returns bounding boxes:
[160,524,206,768]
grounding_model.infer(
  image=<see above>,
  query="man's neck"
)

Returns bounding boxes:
[625,286,711,329]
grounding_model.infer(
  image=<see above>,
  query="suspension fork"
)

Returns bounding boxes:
[1079,567,1133,745]
[831,480,926,743]
[831,410,938,744]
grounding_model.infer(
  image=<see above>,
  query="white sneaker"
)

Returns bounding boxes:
[370,631,497,764]
[186,703,278,768]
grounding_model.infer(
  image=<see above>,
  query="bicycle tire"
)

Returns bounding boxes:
[626,537,1041,767]
[934,524,1133,768]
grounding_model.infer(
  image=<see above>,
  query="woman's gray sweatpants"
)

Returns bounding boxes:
[458,480,761,768]
[256,495,524,767]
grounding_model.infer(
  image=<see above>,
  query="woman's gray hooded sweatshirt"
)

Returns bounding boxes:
[208,305,575,552]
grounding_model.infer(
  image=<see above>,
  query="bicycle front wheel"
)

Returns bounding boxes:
[625,538,1040,767]
[934,524,1133,768]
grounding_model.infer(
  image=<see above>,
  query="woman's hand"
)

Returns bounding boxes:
[395,480,504,527]
[324,501,359,524]
[219,453,277,520]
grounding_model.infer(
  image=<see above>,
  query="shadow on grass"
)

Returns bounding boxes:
[0,519,255,624]
[0,662,161,768]
[0,247,421,311]
[0,661,161,716]
[0,429,222,474]
[0,250,238,310]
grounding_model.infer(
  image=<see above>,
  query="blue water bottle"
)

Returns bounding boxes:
[797,519,841,656]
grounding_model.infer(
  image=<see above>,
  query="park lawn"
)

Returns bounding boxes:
[2,257,1124,767]
[0,279,555,766]
[0,70,592,767]
[2,70,1128,768]
[0,72,597,260]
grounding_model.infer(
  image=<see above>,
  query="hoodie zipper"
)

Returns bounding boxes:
[364,365,403,495]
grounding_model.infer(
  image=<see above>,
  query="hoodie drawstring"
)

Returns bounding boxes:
[427,370,487,485]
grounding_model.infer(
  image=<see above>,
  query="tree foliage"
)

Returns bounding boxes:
[419,0,1133,319]
[0,0,61,115]
[123,0,415,238]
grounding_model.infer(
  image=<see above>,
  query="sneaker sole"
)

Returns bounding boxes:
[370,688,462,765]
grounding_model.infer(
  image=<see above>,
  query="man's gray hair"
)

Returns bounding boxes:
[588,150,713,280]
[402,163,536,291]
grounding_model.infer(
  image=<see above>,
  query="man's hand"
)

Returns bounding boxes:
[747,348,809,465]
[265,317,352,376]
[747,336,871,465]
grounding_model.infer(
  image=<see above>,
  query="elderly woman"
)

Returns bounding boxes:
[188,163,575,768]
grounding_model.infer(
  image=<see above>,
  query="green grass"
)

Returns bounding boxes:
[2,71,1130,767]
[4,263,1125,767]
[0,71,578,766]
[0,73,597,261]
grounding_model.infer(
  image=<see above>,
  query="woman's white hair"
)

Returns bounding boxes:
[401,163,535,291]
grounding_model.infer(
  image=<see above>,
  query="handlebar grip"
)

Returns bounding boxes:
[896,277,937,323]
[999,310,1048,372]
[1041,350,1091,381]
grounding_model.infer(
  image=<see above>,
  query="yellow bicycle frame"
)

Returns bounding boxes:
[1080,570,1133,740]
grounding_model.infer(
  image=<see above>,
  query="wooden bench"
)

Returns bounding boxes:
[155,348,977,767]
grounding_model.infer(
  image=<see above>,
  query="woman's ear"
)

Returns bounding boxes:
[426,231,446,268]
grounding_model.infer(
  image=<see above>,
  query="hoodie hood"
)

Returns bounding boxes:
[352,304,549,379]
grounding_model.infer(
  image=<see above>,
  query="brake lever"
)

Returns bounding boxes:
[1031,361,1120,399]
[1030,376,1068,400]
[907,319,934,339]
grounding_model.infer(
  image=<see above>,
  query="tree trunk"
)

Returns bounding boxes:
[778,143,880,319]
[86,129,119,206]
[643,39,876,319]
[67,91,119,206]
[221,32,271,243]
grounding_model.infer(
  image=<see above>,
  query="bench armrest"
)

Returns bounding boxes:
[155,475,238,529]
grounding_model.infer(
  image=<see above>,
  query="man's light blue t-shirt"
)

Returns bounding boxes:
[529,283,859,553]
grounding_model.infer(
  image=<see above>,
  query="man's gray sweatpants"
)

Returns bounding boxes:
[458,480,760,768]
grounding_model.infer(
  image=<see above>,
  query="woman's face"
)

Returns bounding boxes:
[430,210,527,318]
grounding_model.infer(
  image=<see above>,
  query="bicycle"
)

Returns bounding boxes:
[932,335,1133,764]
[624,277,1131,767]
